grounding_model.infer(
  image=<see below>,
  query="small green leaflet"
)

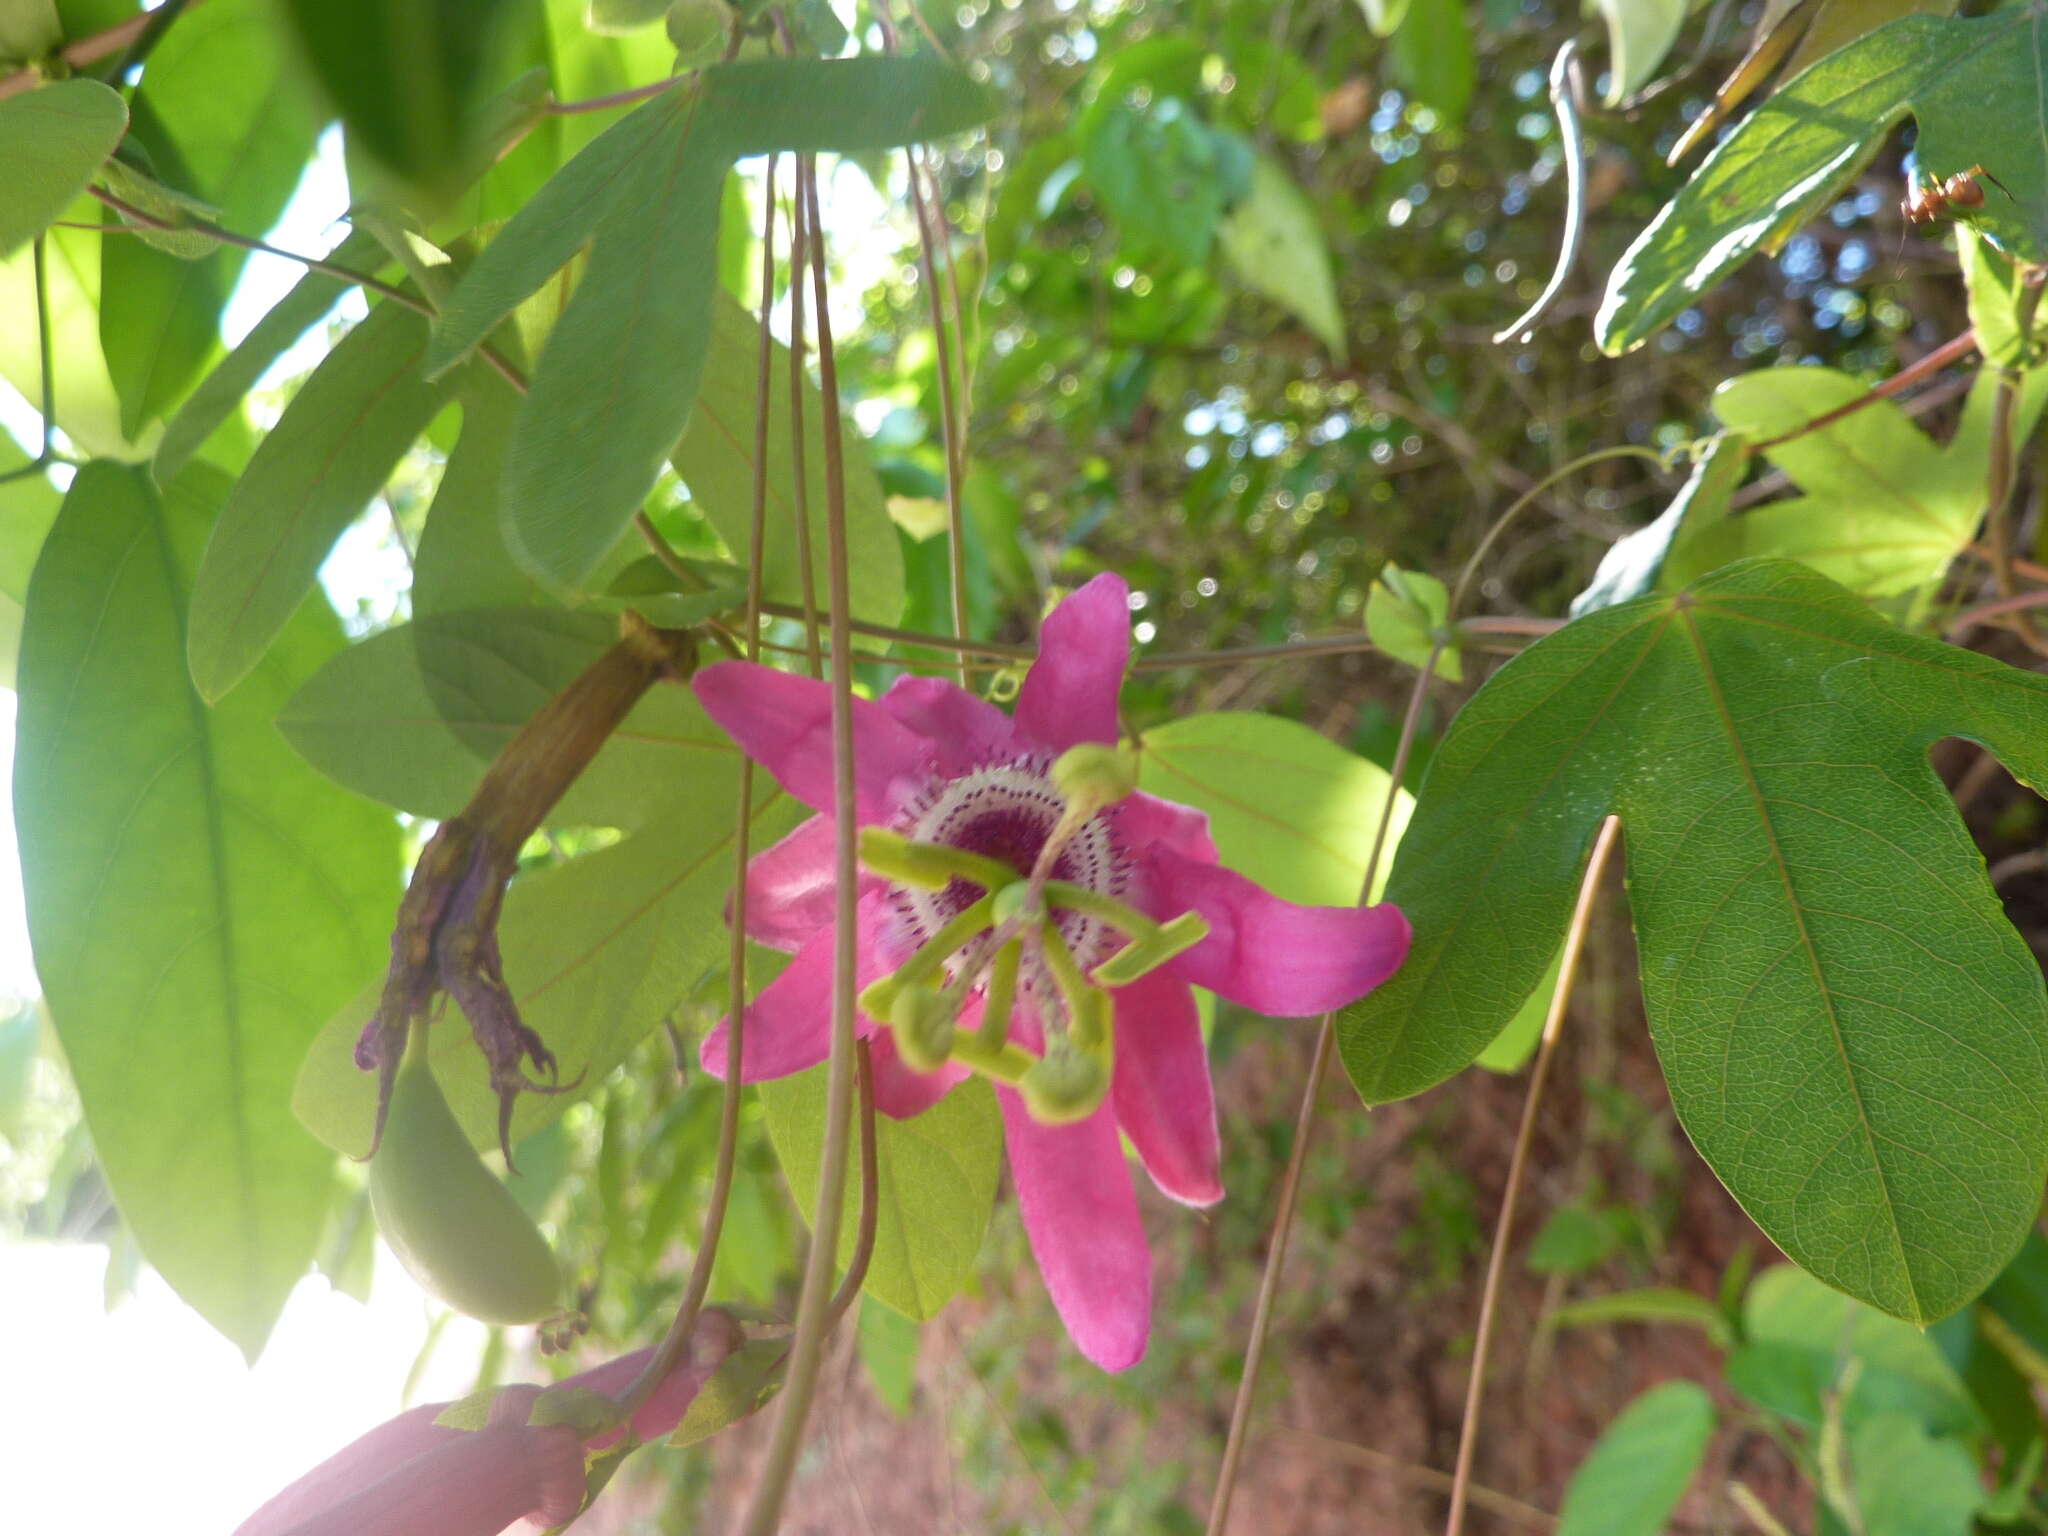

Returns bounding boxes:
[0,78,126,258]
[1217,155,1346,360]
[761,1068,1003,1320]
[673,292,904,626]
[293,784,800,1155]
[186,300,462,702]
[1597,9,2048,352]
[1662,365,2048,599]
[1134,710,1410,908]
[1339,558,2048,1325]
[1848,1413,1983,1536]
[16,462,400,1358]
[1571,437,1741,618]
[1555,1381,1714,1536]
[1590,0,1687,106]
[1390,0,1475,127]
[1365,563,1462,682]
[1081,97,1244,269]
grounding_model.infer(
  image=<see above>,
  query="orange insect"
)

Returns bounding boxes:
[1900,163,2013,227]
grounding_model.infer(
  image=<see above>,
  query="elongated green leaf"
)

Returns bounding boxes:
[1572,437,1742,618]
[1217,155,1346,360]
[0,434,61,688]
[1781,0,1958,81]
[1664,365,2048,598]
[666,1337,788,1447]
[1598,9,2048,352]
[99,0,320,437]
[424,88,680,378]
[502,89,724,588]
[1390,0,1474,126]
[1849,1412,1982,1536]
[155,229,391,482]
[1556,1381,1714,1536]
[0,78,126,257]
[762,1069,1003,1320]
[675,293,904,625]
[187,300,460,701]
[16,462,400,1357]
[699,55,998,157]
[1339,558,2048,1324]
[411,371,542,615]
[1592,0,1686,105]
[294,783,799,1155]
[1136,710,1408,907]
[278,606,739,829]
[1547,1286,1734,1345]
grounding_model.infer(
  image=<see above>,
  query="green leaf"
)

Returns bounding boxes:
[99,0,320,437]
[1390,0,1474,127]
[0,433,62,688]
[1081,97,1232,268]
[1365,563,1462,682]
[187,299,461,701]
[0,78,126,258]
[761,1068,1003,1320]
[274,0,508,199]
[674,292,904,625]
[1591,0,1687,105]
[700,55,998,157]
[1555,1381,1714,1536]
[1572,437,1741,618]
[1963,227,2034,369]
[1475,947,1560,1074]
[1217,154,1346,359]
[858,1296,920,1415]
[1984,1231,2048,1372]
[1528,1203,1621,1276]
[1338,559,2048,1324]
[294,785,800,1155]
[1663,365,2048,599]
[1730,1264,1982,1434]
[0,224,146,460]
[411,371,545,615]
[1847,1412,1983,1536]
[666,1336,788,1447]
[1135,710,1410,907]
[1596,9,2048,352]
[1547,1286,1735,1347]
[1780,0,1960,82]
[277,606,739,829]
[155,229,391,483]
[1354,0,1411,38]
[16,462,400,1358]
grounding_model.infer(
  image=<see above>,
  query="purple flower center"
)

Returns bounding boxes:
[889,759,1129,972]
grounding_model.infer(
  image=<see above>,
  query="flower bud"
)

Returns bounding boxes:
[666,0,733,65]
[1019,1037,1110,1125]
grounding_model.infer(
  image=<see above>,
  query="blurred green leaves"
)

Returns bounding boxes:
[0,78,125,257]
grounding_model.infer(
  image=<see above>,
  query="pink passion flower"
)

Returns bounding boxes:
[693,573,1412,1370]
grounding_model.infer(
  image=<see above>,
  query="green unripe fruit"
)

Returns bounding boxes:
[369,1039,562,1325]
[665,0,732,65]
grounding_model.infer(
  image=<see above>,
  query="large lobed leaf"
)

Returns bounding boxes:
[15,462,401,1357]
[1598,8,2048,352]
[1339,558,2048,1324]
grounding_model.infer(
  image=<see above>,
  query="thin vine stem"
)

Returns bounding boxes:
[1448,444,1669,620]
[1206,635,1445,1535]
[782,154,826,678]
[1443,813,1622,1536]
[0,237,56,488]
[740,157,861,1536]
[610,153,786,1427]
[1747,328,1977,453]
[825,1039,881,1326]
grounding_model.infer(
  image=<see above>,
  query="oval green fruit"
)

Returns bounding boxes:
[369,1038,562,1324]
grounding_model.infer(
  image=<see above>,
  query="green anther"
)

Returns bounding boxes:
[889,986,958,1074]
[1019,1037,1111,1125]
[1042,879,1157,940]
[979,940,1020,1049]
[990,880,1039,929]
[1036,919,1095,1026]
[1050,742,1139,810]
[885,895,996,990]
[1070,985,1114,1052]
[949,1028,1037,1086]
[1092,910,1211,988]
[858,827,1015,893]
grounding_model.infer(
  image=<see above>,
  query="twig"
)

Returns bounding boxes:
[104,0,192,84]
[1448,446,1669,618]
[0,1,208,101]
[740,156,860,1536]
[1266,1422,1557,1530]
[1988,849,2046,887]
[1444,814,1623,1536]
[1748,329,1977,453]
[1946,585,2048,641]
[1492,42,1587,347]
[547,74,688,115]
[1206,637,1444,1535]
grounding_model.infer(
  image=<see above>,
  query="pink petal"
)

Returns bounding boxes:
[567,1311,745,1447]
[1109,791,1218,865]
[1015,573,1130,752]
[1110,971,1221,1207]
[700,890,892,1083]
[879,674,1022,774]
[738,814,859,952]
[998,1087,1152,1371]
[1146,845,1413,1017]
[693,661,932,823]
[235,1419,583,1536]
[867,1026,972,1118]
